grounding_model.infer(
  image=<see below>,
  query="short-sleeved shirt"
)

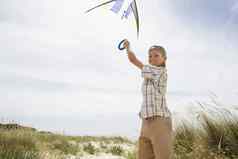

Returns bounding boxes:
[139,64,172,119]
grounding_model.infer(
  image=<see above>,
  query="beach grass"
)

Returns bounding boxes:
[173,103,238,159]
[1,102,238,159]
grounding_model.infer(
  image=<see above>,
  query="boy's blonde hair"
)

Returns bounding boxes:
[148,45,167,67]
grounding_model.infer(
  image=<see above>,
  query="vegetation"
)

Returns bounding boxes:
[1,101,238,159]
[172,103,238,159]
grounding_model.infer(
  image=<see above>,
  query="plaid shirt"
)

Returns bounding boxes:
[139,64,172,119]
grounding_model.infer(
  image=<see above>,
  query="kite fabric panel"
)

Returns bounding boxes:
[85,0,140,38]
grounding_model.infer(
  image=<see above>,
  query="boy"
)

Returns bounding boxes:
[124,39,173,159]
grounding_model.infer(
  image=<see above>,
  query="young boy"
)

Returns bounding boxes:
[123,39,173,159]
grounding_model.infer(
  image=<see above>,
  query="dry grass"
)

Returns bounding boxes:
[1,101,238,159]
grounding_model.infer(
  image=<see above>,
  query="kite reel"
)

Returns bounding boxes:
[118,39,126,50]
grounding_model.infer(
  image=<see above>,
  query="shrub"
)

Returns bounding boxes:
[109,145,124,156]
[83,142,97,154]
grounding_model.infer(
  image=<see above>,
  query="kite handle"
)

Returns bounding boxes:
[118,39,126,51]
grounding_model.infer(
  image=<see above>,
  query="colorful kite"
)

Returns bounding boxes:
[85,0,140,38]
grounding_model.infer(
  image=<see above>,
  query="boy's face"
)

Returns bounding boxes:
[148,49,166,66]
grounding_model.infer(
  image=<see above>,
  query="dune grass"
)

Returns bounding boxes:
[173,103,238,159]
[0,126,135,159]
[1,102,238,159]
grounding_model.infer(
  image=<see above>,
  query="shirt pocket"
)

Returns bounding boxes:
[141,65,161,80]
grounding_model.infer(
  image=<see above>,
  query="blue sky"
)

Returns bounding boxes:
[0,0,238,138]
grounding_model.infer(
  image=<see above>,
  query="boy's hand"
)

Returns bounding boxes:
[123,39,130,51]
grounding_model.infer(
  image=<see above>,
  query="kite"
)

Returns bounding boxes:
[85,0,140,38]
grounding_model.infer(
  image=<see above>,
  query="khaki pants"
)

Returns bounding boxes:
[137,116,173,159]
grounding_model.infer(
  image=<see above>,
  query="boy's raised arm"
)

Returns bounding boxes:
[123,39,144,70]
[127,50,144,70]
